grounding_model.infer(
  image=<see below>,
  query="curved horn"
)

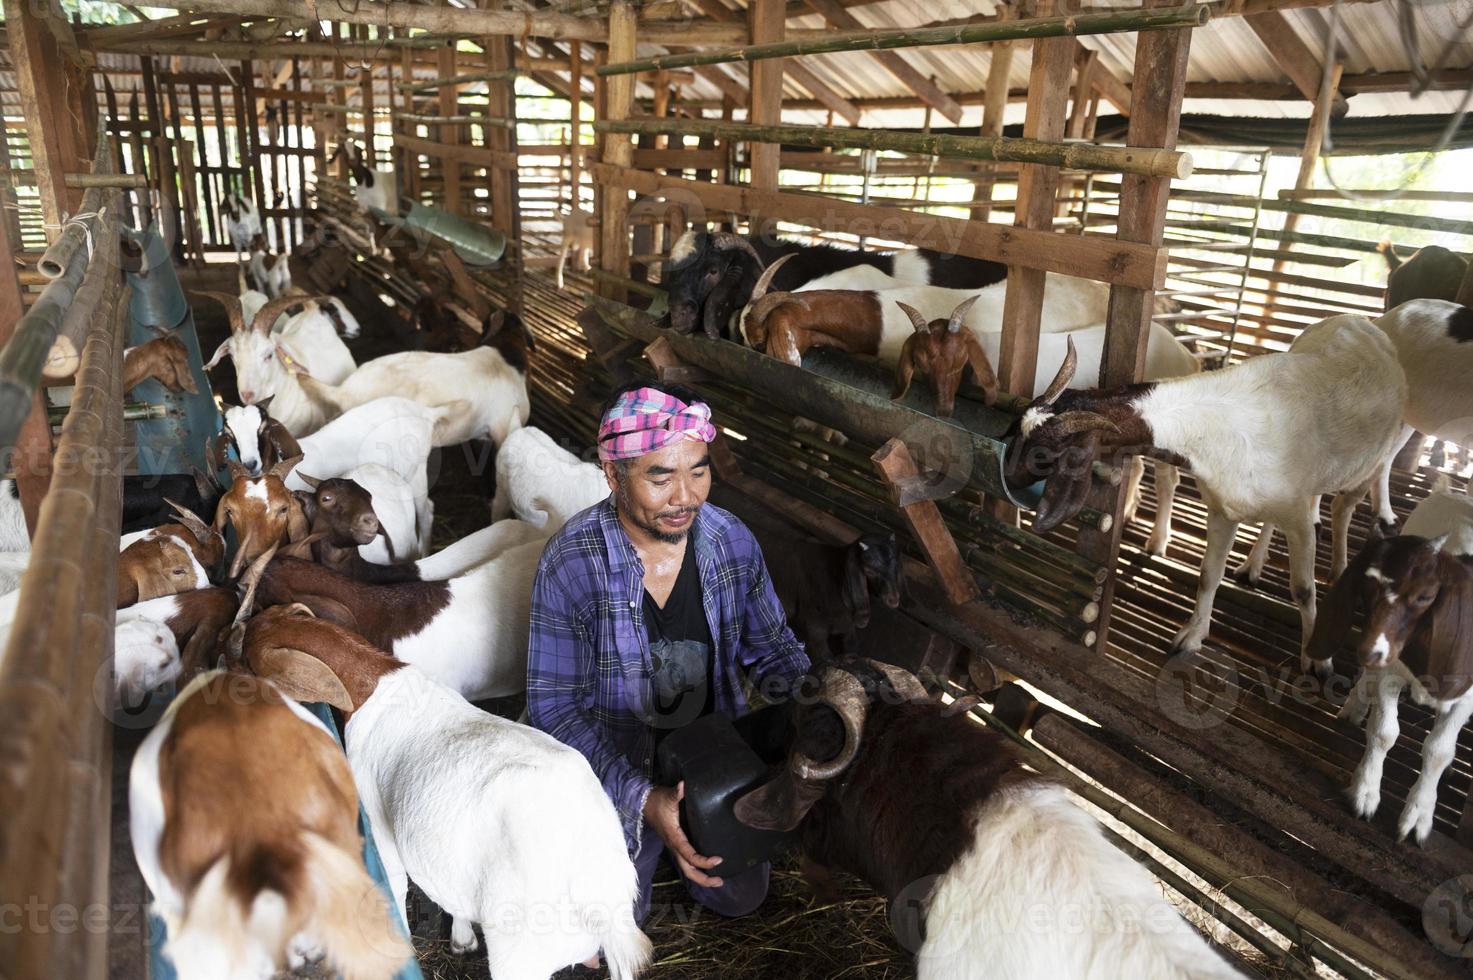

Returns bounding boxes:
[1038,335,1079,406]
[198,291,246,333]
[1052,411,1120,437]
[296,471,322,490]
[895,301,930,334]
[252,295,322,335]
[204,433,228,484]
[226,458,251,483]
[749,252,797,303]
[708,231,762,265]
[947,294,981,335]
[864,660,929,702]
[793,669,870,781]
[268,453,304,482]
[164,498,213,543]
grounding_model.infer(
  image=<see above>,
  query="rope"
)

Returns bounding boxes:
[1317,0,1473,203]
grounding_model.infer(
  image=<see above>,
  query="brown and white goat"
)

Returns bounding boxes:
[1306,480,1473,844]
[734,660,1243,979]
[890,296,997,416]
[213,456,311,579]
[129,670,411,980]
[117,502,224,606]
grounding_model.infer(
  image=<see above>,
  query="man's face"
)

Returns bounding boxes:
[604,439,712,545]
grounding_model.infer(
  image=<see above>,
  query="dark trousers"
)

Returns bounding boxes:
[632,823,770,924]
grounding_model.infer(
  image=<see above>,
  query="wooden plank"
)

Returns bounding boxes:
[483,1,519,256]
[391,131,515,169]
[803,0,964,124]
[591,163,1168,289]
[438,45,461,215]
[872,438,979,606]
[4,0,81,229]
[240,59,269,234]
[1068,47,1099,139]
[1245,11,1347,115]
[748,0,785,236]
[598,1,637,302]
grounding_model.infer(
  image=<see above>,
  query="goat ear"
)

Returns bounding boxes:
[255,646,354,712]
[286,492,311,543]
[204,338,231,370]
[891,337,917,402]
[1307,538,1379,665]
[733,773,827,833]
[962,331,1000,407]
[843,546,871,627]
[1417,569,1473,695]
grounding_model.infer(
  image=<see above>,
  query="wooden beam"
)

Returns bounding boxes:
[109,0,605,41]
[438,46,461,215]
[1090,58,1132,116]
[1267,60,1344,309]
[802,0,964,124]
[1246,11,1347,115]
[591,163,1169,289]
[5,0,84,230]
[969,15,1014,221]
[1068,46,1099,139]
[0,186,49,535]
[598,2,637,302]
[747,0,785,237]
[873,438,979,607]
[693,64,749,105]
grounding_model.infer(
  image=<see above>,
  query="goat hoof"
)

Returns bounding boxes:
[1349,781,1381,821]
[1230,566,1259,589]
[449,916,478,955]
[1398,799,1435,846]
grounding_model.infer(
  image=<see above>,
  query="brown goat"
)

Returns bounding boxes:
[1308,532,1473,843]
[124,335,198,395]
[890,296,996,416]
[1379,240,1469,311]
[738,255,884,365]
[213,456,310,578]
[412,295,483,353]
[282,474,425,584]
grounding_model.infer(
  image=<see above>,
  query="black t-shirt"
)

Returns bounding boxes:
[644,538,716,743]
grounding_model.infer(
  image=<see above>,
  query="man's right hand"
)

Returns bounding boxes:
[643,781,724,889]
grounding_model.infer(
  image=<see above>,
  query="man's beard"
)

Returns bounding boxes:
[616,483,697,544]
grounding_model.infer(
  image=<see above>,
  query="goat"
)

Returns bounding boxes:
[1306,479,1473,844]
[748,522,902,659]
[123,335,198,395]
[662,228,1009,338]
[1379,240,1468,311]
[239,605,652,978]
[734,660,1243,979]
[1005,317,1407,670]
[294,467,425,562]
[1234,299,1473,586]
[256,533,547,701]
[555,209,595,290]
[220,193,263,256]
[329,140,399,218]
[248,232,292,299]
[411,295,481,353]
[118,586,240,684]
[738,254,1109,367]
[113,618,182,714]
[490,425,609,531]
[215,400,301,478]
[213,456,311,579]
[117,502,223,606]
[129,670,411,980]
[891,296,997,416]
[202,294,357,434]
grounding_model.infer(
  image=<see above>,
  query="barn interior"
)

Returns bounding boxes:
[1,0,1472,977]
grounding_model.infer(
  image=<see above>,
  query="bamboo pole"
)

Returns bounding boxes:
[596,3,1210,75]
[594,118,1193,179]
[399,69,521,93]
[393,112,515,128]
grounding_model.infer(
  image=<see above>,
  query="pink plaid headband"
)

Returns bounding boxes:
[598,387,717,462]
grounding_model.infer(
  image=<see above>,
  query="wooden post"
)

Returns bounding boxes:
[483,3,519,309]
[359,37,376,166]
[5,0,85,229]
[873,438,979,607]
[240,60,269,224]
[0,198,51,535]
[746,0,784,239]
[598,2,637,302]
[1266,60,1344,312]
[438,45,461,215]
[1080,0,1195,653]
[570,41,583,214]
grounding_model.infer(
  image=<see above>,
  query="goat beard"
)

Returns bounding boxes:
[614,481,698,545]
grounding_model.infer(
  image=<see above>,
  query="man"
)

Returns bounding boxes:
[527,380,810,924]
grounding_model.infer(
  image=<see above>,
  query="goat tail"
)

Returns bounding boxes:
[596,916,653,980]
[299,830,413,980]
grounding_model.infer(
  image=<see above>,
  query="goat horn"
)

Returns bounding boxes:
[943,694,984,717]
[895,302,930,333]
[228,542,280,661]
[198,291,246,333]
[269,453,304,482]
[1052,411,1119,437]
[708,231,762,266]
[164,498,212,542]
[226,457,251,483]
[748,252,797,303]
[864,660,928,702]
[793,669,869,782]
[252,295,319,335]
[204,433,227,483]
[296,471,322,490]
[1038,335,1078,407]
[948,294,981,335]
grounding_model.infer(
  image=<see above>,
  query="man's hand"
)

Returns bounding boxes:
[643,781,724,889]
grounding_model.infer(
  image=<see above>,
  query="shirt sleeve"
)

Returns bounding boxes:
[526,554,652,852]
[731,522,812,696]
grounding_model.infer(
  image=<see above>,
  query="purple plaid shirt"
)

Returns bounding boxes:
[526,497,810,853]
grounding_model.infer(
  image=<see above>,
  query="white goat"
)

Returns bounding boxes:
[204,295,356,424]
[1234,299,1473,585]
[491,426,609,531]
[1012,316,1407,668]
[130,669,411,980]
[413,518,546,580]
[244,607,652,979]
[113,617,182,714]
[555,210,595,290]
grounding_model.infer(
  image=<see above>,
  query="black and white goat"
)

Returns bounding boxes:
[328,140,398,218]
[1307,477,1473,844]
[735,660,1244,979]
[1006,316,1407,669]
[221,193,263,257]
[661,229,1008,338]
